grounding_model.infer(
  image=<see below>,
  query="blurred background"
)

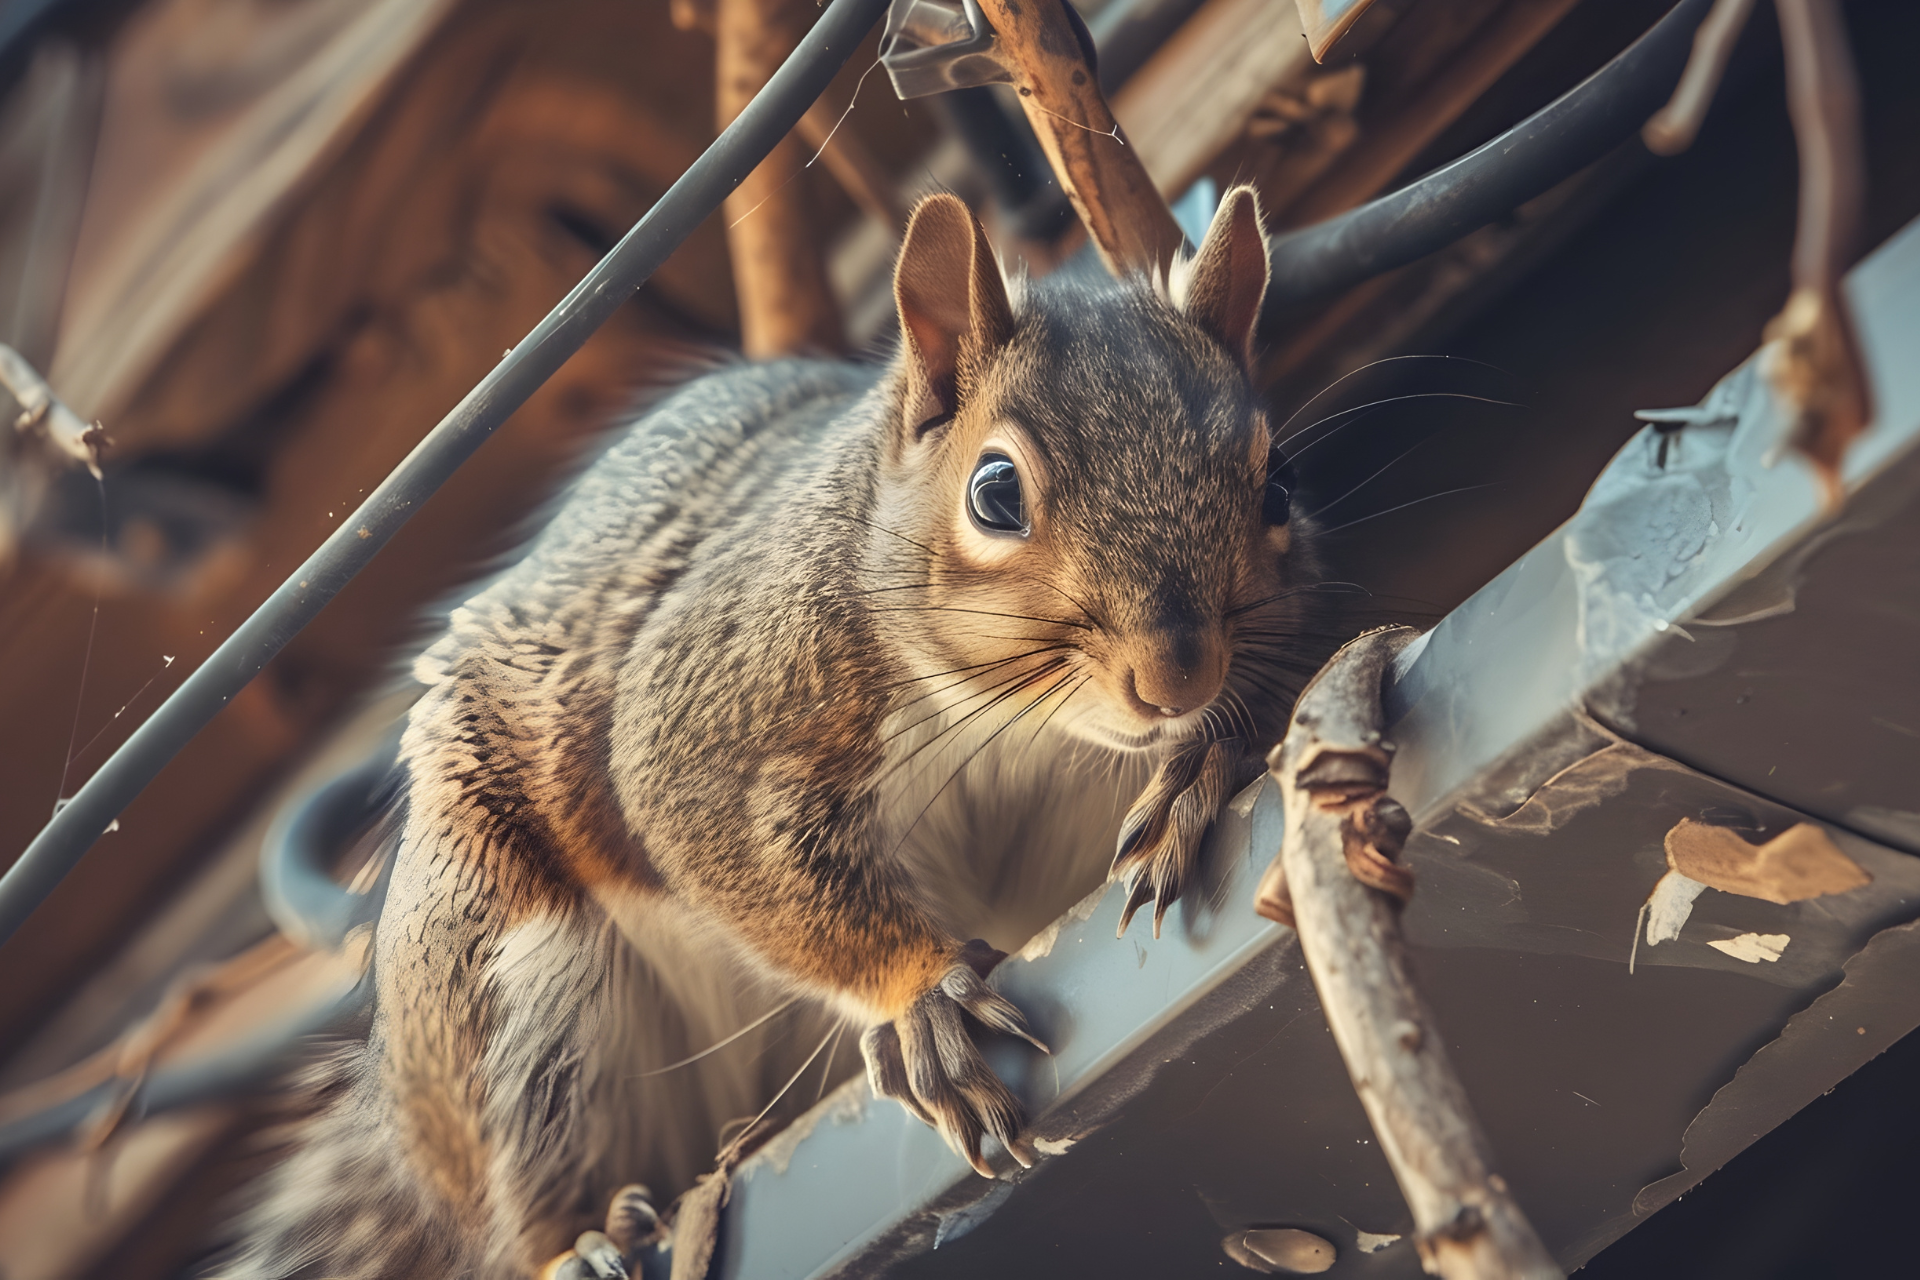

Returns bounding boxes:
[0,0,1915,1275]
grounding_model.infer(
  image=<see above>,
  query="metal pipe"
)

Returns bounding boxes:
[258,746,394,950]
[0,0,1719,947]
[0,0,894,950]
[1262,0,1716,317]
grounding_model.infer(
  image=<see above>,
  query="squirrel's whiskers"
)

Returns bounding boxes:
[219,187,1327,1279]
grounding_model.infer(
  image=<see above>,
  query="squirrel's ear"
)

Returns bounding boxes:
[1178,184,1269,370]
[893,194,1014,436]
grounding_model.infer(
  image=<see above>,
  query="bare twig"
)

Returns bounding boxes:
[0,343,108,478]
[970,0,1184,280]
[1766,0,1871,504]
[1257,627,1561,1280]
[1642,0,1758,155]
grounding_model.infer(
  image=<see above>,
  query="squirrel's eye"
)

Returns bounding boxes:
[1263,449,1295,526]
[968,453,1028,536]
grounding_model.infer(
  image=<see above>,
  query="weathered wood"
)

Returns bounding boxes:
[0,0,736,1061]
[673,0,904,231]
[1278,0,1583,228]
[715,0,845,355]
[0,42,99,372]
[1294,0,1385,63]
[1260,627,1562,1280]
[50,0,458,422]
[972,0,1184,280]
[1110,0,1315,207]
[0,930,367,1277]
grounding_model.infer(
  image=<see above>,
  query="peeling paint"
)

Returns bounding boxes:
[740,1077,869,1178]
[1565,361,1789,728]
[1707,933,1791,963]
[1635,820,1871,971]
[1013,884,1108,962]
[1458,737,1671,836]
[932,1179,1013,1247]
[1644,870,1708,946]
[1626,917,1920,1229]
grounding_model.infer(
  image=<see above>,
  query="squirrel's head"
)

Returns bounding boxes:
[873,188,1315,753]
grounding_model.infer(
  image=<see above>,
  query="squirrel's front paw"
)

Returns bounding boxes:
[538,1184,660,1280]
[541,1232,628,1280]
[1111,740,1237,938]
[860,940,1048,1177]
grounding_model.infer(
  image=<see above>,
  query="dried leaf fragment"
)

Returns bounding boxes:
[1708,932,1790,963]
[1664,818,1869,904]
[1765,287,1871,506]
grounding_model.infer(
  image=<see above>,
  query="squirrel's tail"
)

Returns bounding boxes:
[204,1042,472,1280]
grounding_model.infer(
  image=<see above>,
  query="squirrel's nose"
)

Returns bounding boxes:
[1126,629,1226,718]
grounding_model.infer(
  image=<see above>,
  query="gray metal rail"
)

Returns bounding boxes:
[702,215,1920,1279]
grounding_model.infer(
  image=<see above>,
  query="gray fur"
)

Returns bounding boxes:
[216,192,1321,1277]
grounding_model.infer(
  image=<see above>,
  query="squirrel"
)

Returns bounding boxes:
[214,185,1322,1279]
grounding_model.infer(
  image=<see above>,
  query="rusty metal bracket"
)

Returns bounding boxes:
[881,0,1008,98]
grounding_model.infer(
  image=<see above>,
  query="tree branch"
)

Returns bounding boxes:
[1767,0,1871,504]
[1257,627,1561,1280]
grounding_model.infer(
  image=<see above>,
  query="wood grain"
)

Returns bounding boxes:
[716,0,844,355]
[973,0,1184,279]
[1262,627,1562,1280]
[1112,0,1314,204]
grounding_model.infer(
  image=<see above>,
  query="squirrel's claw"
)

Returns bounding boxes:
[861,1021,936,1128]
[939,961,1050,1053]
[541,1186,661,1280]
[861,949,1044,1177]
[1111,739,1237,938]
[574,1232,629,1279]
[604,1184,662,1255]
[542,1231,627,1280]
[1117,873,1158,936]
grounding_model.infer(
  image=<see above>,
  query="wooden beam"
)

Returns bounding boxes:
[1111,0,1316,204]
[1295,0,1385,63]
[1278,0,1585,227]
[715,0,844,355]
